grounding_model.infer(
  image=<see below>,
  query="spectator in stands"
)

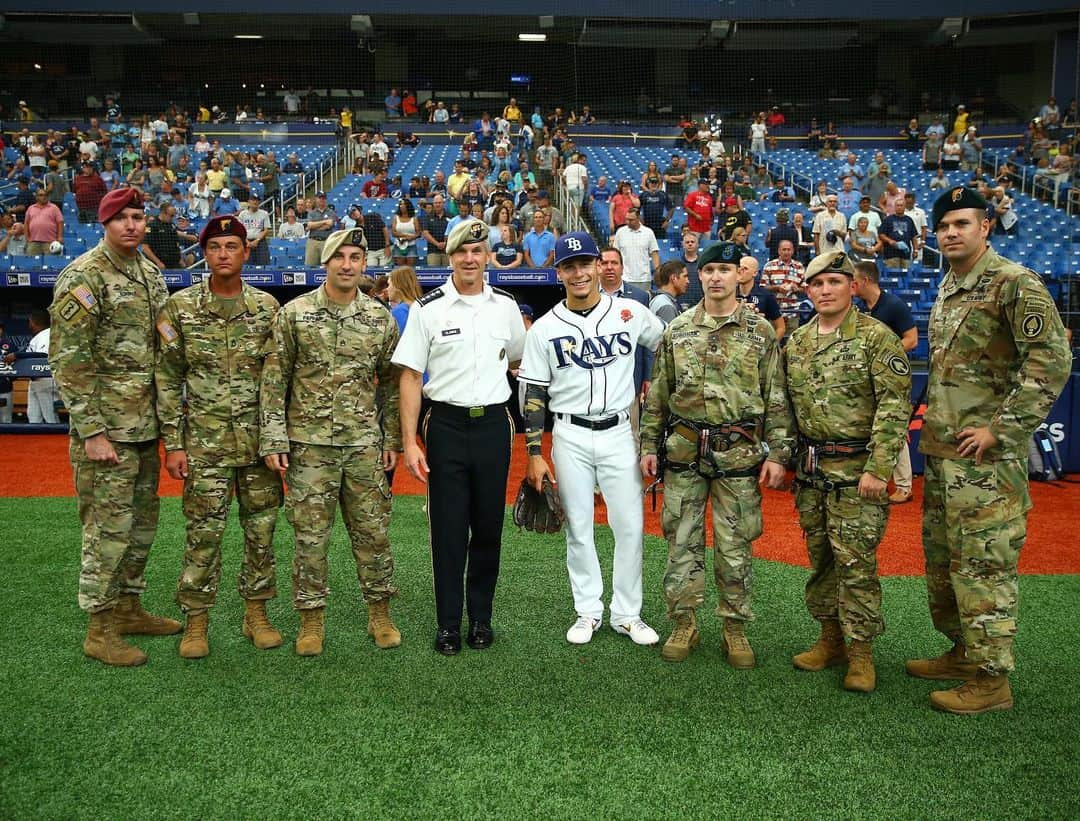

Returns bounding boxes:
[533,190,564,235]
[989,186,1018,235]
[387,265,423,335]
[502,98,523,125]
[212,188,239,218]
[446,160,470,201]
[830,177,856,214]
[663,155,687,201]
[718,197,751,241]
[277,207,306,240]
[357,208,390,269]
[821,122,840,157]
[473,111,496,151]
[960,126,983,170]
[448,103,463,124]
[487,201,517,244]
[8,178,34,223]
[638,174,672,240]
[951,104,968,137]
[682,178,714,241]
[900,118,921,151]
[837,153,864,190]
[0,215,27,255]
[522,210,556,268]
[73,163,107,224]
[589,174,612,208]
[600,180,635,235]
[24,188,64,256]
[186,173,211,219]
[863,163,890,211]
[922,129,943,170]
[904,192,928,247]
[639,161,661,191]
[764,209,798,261]
[239,194,272,266]
[649,260,688,326]
[401,90,418,120]
[43,160,68,207]
[809,181,831,214]
[282,152,304,174]
[848,216,881,264]
[762,239,805,338]
[749,114,767,154]
[390,198,420,267]
[806,118,823,152]
[612,208,660,287]
[766,107,785,129]
[141,203,196,270]
[812,194,847,256]
[941,134,961,170]
[730,226,752,258]
[304,193,335,267]
[167,134,189,172]
[879,198,919,270]
[385,88,402,119]
[847,194,882,235]
[925,115,946,141]
[929,167,949,191]
[534,135,559,192]
[878,178,906,215]
[368,132,390,169]
[490,225,523,269]
[513,160,536,191]
[766,176,796,204]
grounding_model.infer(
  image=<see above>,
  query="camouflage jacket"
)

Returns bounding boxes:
[259,285,401,454]
[49,241,168,442]
[155,278,279,465]
[920,247,1070,462]
[784,307,911,481]
[641,301,794,470]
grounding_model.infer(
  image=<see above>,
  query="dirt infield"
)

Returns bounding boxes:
[4,432,1076,576]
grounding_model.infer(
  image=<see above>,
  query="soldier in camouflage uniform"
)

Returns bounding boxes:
[155,215,284,659]
[784,250,911,693]
[640,241,793,667]
[908,187,1070,714]
[49,187,181,668]
[260,227,403,656]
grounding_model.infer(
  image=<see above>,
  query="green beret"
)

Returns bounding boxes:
[446,218,489,254]
[804,250,855,282]
[320,228,368,264]
[697,241,743,269]
[931,186,989,231]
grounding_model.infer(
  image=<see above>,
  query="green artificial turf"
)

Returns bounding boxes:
[1,496,1078,819]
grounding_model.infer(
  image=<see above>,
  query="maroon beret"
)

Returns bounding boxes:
[198,215,249,248]
[97,187,144,224]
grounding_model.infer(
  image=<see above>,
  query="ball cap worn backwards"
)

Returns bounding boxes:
[553,231,600,266]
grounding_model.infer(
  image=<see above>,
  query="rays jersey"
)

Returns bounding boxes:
[519,293,664,417]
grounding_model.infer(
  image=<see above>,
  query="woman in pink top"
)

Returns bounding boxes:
[608,181,640,233]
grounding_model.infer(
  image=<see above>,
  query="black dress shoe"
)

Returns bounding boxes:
[467,622,494,650]
[435,627,461,656]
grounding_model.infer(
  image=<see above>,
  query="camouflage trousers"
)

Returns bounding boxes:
[175,460,283,614]
[796,484,888,641]
[285,442,396,610]
[922,456,1030,675]
[70,436,160,613]
[661,471,762,621]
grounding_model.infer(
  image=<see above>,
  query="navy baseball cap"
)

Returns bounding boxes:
[553,231,601,266]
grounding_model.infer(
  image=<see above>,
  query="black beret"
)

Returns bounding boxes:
[931,186,989,231]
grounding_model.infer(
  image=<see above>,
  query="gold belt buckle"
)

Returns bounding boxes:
[469,406,485,418]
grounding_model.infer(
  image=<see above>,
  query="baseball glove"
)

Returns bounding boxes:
[512,475,565,534]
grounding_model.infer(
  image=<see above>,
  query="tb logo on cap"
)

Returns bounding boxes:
[566,237,582,252]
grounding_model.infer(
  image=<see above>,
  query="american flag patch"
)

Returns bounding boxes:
[73,285,97,310]
[156,320,178,343]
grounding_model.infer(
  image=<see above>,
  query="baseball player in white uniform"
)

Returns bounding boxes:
[519,231,664,645]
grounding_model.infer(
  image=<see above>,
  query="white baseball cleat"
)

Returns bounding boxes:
[566,616,601,645]
[612,618,659,646]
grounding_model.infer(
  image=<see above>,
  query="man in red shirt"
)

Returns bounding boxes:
[766,107,786,128]
[363,170,389,199]
[25,188,65,255]
[682,178,714,240]
[73,162,107,224]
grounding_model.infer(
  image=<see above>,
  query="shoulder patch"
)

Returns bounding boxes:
[57,295,86,323]
[1021,313,1044,339]
[156,319,179,343]
[886,353,910,375]
[72,284,97,311]
[417,287,445,307]
[491,286,514,300]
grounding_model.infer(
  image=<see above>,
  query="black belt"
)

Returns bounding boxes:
[429,401,506,421]
[557,413,622,431]
[795,475,860,492]
[797,436,871,457]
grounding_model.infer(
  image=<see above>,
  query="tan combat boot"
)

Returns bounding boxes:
[367,599,401,649]
[793,619,847,671]
[843,640,876,692]
[295,608,325,656]
[242,600,283,650]
[930,671,1013,715]
[83,609,147,667]
[722,618,755,669]
[178,611,210,659]
[905,642,979,681]
[113,593,182,636]
[660,612,700,662]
